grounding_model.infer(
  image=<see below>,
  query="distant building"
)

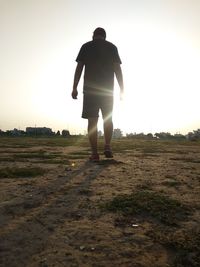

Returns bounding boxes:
[26,127,53,136]
[187,129,200,141]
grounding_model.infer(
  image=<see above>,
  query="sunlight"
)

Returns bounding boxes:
[1,0,200,134]
[113,24,200,134]
[28,21,199,135]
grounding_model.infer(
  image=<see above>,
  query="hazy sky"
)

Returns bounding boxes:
[0,0,200,134]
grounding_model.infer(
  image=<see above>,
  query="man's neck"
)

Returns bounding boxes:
[93,36,105,41]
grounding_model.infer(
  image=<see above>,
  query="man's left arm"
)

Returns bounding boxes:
[114,63,124,100]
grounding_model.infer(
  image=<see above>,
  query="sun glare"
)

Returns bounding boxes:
[112,24,200,134]
[1,1,199,134]
[22,21,200,135]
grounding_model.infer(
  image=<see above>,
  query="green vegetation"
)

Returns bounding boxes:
[149,227,200,267]
[170,157,200,163]
[0,136,87,148]
[162,179,181,187]
[0,167,46,178]
[0,157,15,162]
[0,150,82,163]
[0,136,200,151]
[67,150,90,159]
[13,151,61,160]
[34,159,71,164]
[0,136,199,266]
[135,180,153,190]
[104,190,190,225]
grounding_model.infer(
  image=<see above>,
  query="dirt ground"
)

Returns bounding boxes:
[0,138,200,267]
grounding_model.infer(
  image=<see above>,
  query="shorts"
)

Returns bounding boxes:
[82,93,113,119]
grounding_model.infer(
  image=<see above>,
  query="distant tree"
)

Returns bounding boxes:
[174,133,186,140]
[113,128,123,138]
[56,130,61,136]
[126,132,153,139]
[187,129,200,141]
[6,130,12,136]
[126,133,134,138]
[147,133,153,139]
[62,130,70,137]
[155,132,172,139]
[0,130,5,136]
[136,133,145,138]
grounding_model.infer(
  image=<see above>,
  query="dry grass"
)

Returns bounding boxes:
[103,190,190,226]
[0,166,46,178]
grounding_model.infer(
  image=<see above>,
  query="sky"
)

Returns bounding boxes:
[0,0,200,135]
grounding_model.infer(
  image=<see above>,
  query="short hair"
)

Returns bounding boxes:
[93,27,106,38]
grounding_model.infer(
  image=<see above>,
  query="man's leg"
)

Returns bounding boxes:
[103,113,113,158]
[102,95,114,158]
[103,115,113,147]
[88,117,98,155]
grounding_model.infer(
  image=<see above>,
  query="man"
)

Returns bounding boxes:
[72,27,124,162]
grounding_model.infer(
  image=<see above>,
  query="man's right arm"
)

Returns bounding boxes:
[72,62,84,99]
[114,63,124,100]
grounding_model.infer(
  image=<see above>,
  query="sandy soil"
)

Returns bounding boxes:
[0,140,200,267]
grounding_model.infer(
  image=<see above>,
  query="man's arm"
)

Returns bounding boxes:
[72,62,84,99]
[114,63,124,100]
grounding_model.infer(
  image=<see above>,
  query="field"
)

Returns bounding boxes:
[0,137,200,267]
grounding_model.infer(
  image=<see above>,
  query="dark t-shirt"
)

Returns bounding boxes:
[76,39,121,95]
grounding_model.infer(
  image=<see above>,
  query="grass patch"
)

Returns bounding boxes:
[170,157,200,163]
[1,137,200,152]
[134,153,160,158]
[103,190,190,225]
[13,151,60,160]
[148,227,200,267]
[0,167,46,178]
[162,180,181,187]
[0,157,15,162]
[68,150,90,155]
[66,150,90,159]
[34,159,70,164]
[0,151,71,164]
[135,180,153,190]
[0,150,84,163]
[67,155,87,159]
[141,148,165,154]
[0,136,87,148]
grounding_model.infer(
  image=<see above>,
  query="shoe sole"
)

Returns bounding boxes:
[104,151,113,158]
[89,156,100,162]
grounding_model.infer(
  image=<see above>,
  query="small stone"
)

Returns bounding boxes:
[65,167,72,171]
[80,246,85,250]
[47,226,54,232]
[40,258,48,267]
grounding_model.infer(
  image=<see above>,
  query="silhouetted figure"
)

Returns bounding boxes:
[72,27,124,161]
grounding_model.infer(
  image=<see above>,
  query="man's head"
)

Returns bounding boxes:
[93,27,106,40]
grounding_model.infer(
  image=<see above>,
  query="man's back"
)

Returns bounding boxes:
[76,39,121,94]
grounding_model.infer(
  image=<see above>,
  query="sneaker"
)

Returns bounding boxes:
[89,153,100,162]
[104,146,113,158]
